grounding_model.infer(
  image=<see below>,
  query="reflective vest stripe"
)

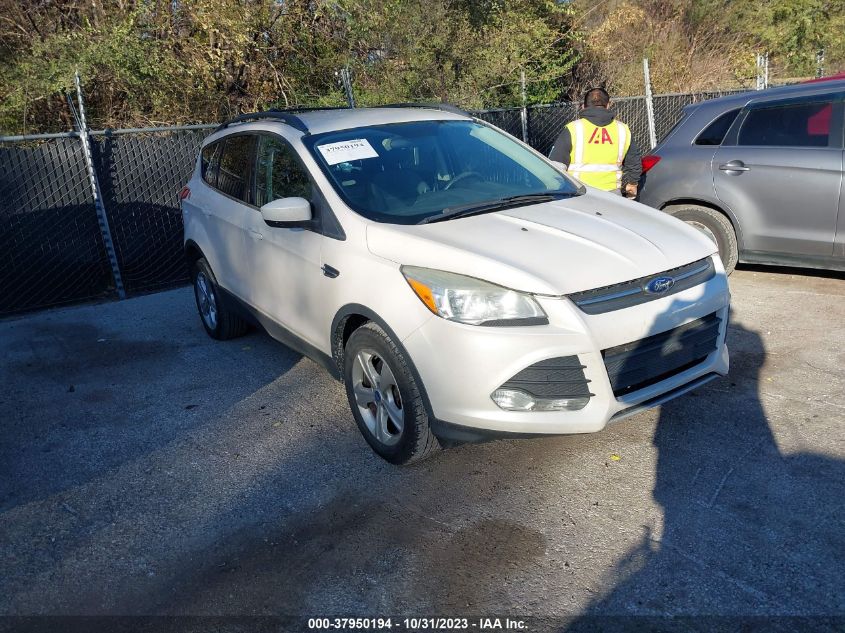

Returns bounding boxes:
[571,119,585,180]
[616,121,627,189]
[568,164,618,172]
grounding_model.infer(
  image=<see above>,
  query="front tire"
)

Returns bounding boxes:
[666,204,738,274]
[343,322,440,465]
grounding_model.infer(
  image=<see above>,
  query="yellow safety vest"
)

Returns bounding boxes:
[566,118,631,191]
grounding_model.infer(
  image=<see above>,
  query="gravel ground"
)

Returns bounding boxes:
[1,267,843,630]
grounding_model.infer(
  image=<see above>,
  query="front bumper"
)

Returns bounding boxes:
[401,260,730,435]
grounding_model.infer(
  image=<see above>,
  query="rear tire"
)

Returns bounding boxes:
[343,322,440,465]
[192,258,249,340]
[666,205,738,275]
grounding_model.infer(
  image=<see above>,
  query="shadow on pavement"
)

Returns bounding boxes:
[736,263,845,281]
[0,312,301,512]
[568,317,844,629]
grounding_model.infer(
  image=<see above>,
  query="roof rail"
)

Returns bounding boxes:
[378,102,472,117]
[213,111,311,134]
[213,106,355,134]
[213,102,471,135]
[271,105,351,114]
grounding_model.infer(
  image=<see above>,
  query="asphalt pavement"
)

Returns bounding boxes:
[1,267,843,629]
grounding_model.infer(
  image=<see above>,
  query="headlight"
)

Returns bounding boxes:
[401,266,548,326]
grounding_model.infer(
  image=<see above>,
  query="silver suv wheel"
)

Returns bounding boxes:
[686,220,718,246]
[343,322,440,464]
[667,205,738,274]
[351,349,404,447]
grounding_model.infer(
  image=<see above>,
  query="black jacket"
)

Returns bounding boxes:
[548,106,643,187]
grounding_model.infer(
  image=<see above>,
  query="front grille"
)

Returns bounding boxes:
[568,257,716,315]
[603,313,721,397]
[499,356,593,399]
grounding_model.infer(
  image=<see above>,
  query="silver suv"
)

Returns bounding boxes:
[639,80,845,273]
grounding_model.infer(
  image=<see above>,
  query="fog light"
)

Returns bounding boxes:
[492,388,536,411]
[491,389,589,412]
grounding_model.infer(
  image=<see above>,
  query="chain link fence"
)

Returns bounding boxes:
[91,128,213,293]
[473,88,750,157]
[471,107,525,140]
[0,137,113,314]
[0,88,752,315]
[0,127,216,315]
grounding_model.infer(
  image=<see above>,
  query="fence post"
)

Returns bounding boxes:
[74,71,126,299]
[520,70,528,143]
[340,67,356,108]
[816,49,825,78]
[755,53,769,90]
[764,52,769,88]
[642,58,657,150]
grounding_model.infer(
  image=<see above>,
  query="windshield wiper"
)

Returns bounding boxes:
[418,192,577,225]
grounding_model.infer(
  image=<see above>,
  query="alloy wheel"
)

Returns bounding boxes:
[351,349,405,446]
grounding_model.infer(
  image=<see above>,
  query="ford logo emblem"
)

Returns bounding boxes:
[645,276,675,294]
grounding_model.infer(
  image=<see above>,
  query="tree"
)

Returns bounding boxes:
[701,0,845,79]
[305,0,580,108]
[570,0,845,97]
[571,0,750,95]
[0,0,581,134]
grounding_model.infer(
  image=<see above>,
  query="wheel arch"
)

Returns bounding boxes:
[661,198,744,251]
[331,304,437,422]
[184,239,206,269]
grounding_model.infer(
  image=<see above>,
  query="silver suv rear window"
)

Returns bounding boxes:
[694,109,740,146]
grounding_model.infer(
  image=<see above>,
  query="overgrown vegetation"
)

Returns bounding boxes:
[1,0,843,135]
[572,0,845,96]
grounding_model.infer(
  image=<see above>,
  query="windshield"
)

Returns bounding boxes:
[305,120,581,224]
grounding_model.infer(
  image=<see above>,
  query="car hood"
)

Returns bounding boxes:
[366,190,718,295]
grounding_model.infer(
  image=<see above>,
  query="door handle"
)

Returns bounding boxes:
[248,229,264,241]
[718,160,750,173]
[322,264,340,278]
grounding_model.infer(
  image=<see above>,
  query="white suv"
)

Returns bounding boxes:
[181,105,730,464]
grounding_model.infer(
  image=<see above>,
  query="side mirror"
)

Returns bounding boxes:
[260,197,312,227]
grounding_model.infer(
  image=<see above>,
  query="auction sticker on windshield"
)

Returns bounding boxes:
[318,139,379,165]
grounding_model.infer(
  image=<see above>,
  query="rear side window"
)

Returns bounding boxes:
[660,109,692,144]
[695,109,739,146]
[217,135,256,202]
[738,101,833,147]
[201,142,220,187]
[255,136,312,207]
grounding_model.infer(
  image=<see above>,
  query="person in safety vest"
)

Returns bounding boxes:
[549,87,642,197]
